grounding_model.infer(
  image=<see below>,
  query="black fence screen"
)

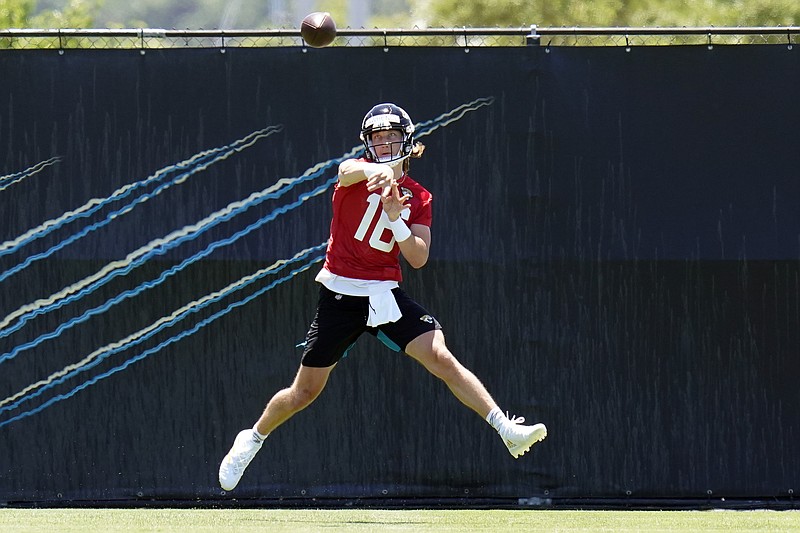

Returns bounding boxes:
[0,42,798,507]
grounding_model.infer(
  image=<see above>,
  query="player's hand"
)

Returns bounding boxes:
[381,182,410,221]
[365,164,395,197]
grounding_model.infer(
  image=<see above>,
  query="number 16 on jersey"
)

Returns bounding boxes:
[353,193,410,253]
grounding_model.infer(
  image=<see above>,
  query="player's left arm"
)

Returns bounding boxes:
[401,224,431,269]
[381,182,430,269]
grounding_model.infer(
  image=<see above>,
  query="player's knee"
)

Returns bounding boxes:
[427,348,460,380]
[290,383,324,410]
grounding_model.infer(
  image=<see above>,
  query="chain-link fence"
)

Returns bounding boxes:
[0,27,798,50]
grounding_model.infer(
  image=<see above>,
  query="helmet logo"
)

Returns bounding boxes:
[365,114,401,130]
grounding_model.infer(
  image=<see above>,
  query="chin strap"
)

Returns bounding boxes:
[373,153,411,168]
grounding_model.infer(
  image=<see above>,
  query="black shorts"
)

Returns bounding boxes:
[300,285,442,368]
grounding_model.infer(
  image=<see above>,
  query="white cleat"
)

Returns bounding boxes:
[498,416,547,458]
[219,429,263,491]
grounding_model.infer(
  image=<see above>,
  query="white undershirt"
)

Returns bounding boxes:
[315,267,402,326]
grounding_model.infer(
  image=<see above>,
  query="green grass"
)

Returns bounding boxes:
[1,509,799,532]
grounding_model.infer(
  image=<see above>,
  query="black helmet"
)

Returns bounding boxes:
[359,103,415,166]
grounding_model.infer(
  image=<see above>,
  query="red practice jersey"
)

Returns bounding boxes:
[323,171,432,282]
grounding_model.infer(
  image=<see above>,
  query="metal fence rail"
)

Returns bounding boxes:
[0,27,798,50]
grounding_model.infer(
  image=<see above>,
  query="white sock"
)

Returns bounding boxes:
[485,407,507,432]
[252,426,269,442]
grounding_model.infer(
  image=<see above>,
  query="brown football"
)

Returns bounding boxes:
[300,12,337,48]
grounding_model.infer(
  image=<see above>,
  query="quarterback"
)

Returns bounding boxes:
[219,103,547,491]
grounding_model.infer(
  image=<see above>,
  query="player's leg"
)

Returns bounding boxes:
[379,289,496,417]
[404,329,495,417]
[219,364,335,492]
[219,287,368,490]
[254,363,335,436]
[404,330,547,458]
[253,289,366,435]
[380,289,547,458]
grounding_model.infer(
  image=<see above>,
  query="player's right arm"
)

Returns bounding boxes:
[338,159,395,194]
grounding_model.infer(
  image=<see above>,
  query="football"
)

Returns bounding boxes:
[300,12,337,48]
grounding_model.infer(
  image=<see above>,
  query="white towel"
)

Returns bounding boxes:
[315,268,402,326]
[367,290,402,327]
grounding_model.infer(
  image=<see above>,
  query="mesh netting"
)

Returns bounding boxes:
[0,27,797,50]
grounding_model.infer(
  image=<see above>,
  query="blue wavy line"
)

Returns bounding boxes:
[0,255,324,428]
